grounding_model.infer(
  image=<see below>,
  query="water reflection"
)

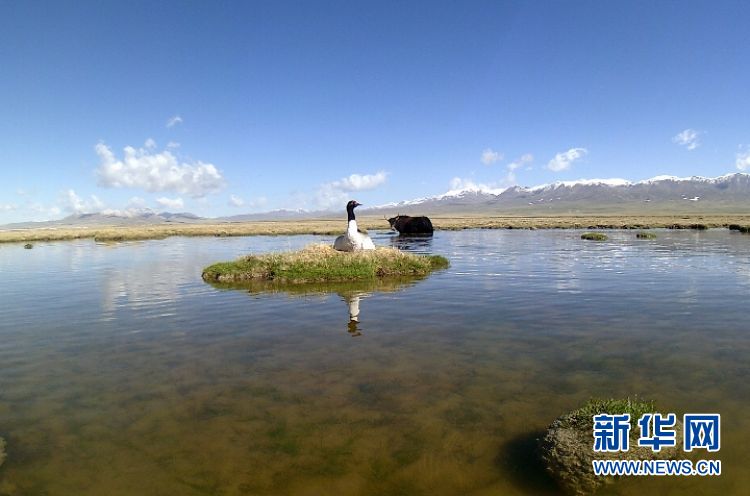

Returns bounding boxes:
[388,233,433,252]
[344,293,365,336]
[1,230,749,496]
[206,277,428,337]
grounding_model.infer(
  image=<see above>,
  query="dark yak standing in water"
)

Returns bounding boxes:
[387,215,434,235]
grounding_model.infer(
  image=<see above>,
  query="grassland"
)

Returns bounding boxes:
[202,244,450,284]
[3,214,750,244]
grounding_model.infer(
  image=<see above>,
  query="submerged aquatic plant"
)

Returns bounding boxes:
[202,244,449,283]
[580,232,608,241]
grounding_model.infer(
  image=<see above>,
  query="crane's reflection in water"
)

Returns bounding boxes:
[343,293,369,337]
[207,274,431,337]
[344,292,366,336]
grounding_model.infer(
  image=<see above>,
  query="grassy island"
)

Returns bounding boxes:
[580,232,608,241]
[540,397,682,496]
[202,244,449,284]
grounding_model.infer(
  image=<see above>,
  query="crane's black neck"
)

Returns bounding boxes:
[347,205,356,222]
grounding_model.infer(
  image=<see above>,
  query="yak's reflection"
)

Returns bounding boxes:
[388,234,434,253]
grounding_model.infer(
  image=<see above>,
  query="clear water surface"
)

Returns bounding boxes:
[0,229,748,495]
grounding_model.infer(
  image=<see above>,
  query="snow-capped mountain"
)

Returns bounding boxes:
[5,173,749,229]
[365,173,750,215]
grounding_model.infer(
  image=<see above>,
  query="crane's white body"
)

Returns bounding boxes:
[334,219,375,251]
[333,201,374,251]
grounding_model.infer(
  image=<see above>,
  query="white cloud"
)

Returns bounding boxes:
[167,141,180,149]
[228,194,245,207]
[508,153,533,171]
[481,148,503,165]
[450,177,478,190]
[166,115,183,128]
[25,202,62,219]
[229,195,268,209]
[736,147,750,171]
[313,171,388,209]
[95,142,225,197]
[505,153,534,183]
[83,197,156,218]
[673,129,701,150]
[547,148,588,172]
[447,177,506,195]
[156,197,184,210]
[99,207,152,217]
[0,203,17,212]
[144,138,157,149]
[126,196,148,208]
[329,171,388,191]
[61,189,104,214]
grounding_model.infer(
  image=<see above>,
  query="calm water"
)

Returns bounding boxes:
[0,230,748,495]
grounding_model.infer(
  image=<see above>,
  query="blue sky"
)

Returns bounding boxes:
[1,0,749,222]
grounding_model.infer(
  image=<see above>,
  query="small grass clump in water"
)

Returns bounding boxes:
[635,231,657,239]
[542,397,673,496]
[202,244,449,283]
[23,243,33,249]
[580,232,608,241]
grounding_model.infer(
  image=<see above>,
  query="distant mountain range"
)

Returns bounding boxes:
[3,173,749,229]
[367,172,750,215]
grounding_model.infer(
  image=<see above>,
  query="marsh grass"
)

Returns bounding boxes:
[635,231,657,239]
[202,244,449,283]
[580,232,608,241]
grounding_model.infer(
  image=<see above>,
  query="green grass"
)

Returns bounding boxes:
[635,231,657,239]
[23,243,33,249]
[560,397,655,430]
[580,232,608,241]
[202,244,450,283]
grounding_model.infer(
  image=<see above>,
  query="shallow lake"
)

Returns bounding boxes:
[0,229,748,495]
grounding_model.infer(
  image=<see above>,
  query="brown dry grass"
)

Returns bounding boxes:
[2,214,750,244]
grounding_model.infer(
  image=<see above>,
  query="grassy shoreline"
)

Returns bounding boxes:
[202,244,450,283]
[3,214,750,244]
